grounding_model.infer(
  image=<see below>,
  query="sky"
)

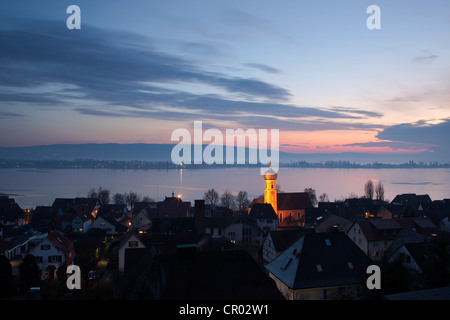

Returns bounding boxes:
[0,0,449,161]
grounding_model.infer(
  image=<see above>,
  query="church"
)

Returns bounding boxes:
[250,164,313,228]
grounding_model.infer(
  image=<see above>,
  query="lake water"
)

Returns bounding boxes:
[0,167,449,209]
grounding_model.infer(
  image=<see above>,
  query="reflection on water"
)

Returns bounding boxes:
[0,167,449,208]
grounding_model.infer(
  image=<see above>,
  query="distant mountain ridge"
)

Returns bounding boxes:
[0,143,437,164]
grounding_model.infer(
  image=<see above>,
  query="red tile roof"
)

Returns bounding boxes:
[277,192,313,211]
[47,230,76,264]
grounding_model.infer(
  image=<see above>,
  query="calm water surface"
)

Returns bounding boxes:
[0,167,449,209]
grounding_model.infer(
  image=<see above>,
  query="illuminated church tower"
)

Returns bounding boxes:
[263,162,277,214]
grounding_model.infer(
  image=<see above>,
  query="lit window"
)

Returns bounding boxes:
[316,264,323,272]
[325,239,331,246]
[347,262,354,269]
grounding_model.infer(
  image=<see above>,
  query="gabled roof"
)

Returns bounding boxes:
[353,219,400,241]
[403,242,445,274]
[387,230,430,255]
[369,219,401,230]
[134,198,191,219]
[157,250,285,299]
[392,194,432,207]
[0,196,24,222]
[47,229,74,253]
[205,216,233,228]
[30,206,53,228]
[265,231,371,290]
[393,217,438,233]
[277,192,313,211]
[133,201,157,215]
[316,215,353,233]
[46,230,76,264]
[268,229,304,252]
[51,198,75,213]
[118,230,145,250]
[157,197,191,218]
[249,203,277,220]
[98,204,128,219]
[95,214,128,232]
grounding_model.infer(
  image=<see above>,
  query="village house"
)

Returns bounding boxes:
[387,238,450,289]
[115,247,284,300]
[224,213,263,247]
[204,216,229,239]
[131,195,191,229]
[418,199,450,226]
[51,197,101,233]
[347,217,441,262]
[262,229,304,264]
[391,193,432,217]
[347,219,403,262]
[0,233,38,261]
[91,214,128,235]
[248,203,278,235]
[117,231,147,273]
[0,196,27,227]
[315,214,353,233]
[265,230,371,300]
[29,229,76,279]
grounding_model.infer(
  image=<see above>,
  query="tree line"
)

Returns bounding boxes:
[87,187,154,209]
[202,179,385,212]
[203,189,250,211]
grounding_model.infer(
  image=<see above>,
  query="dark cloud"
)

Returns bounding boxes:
[377,119,450,148]
[0,18,382,132]
[0,111,26,119]
[328,106,383,118]
[413,54,439,63]
[343,119,450,156]
[245,63,281,74]
[0,20,290,102]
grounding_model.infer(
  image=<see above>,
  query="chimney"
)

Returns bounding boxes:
[332,224,339,233]
[194,199,206,235]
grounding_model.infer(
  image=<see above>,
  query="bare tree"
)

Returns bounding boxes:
[304,188,317,206]
[112,193,126,205]
[318,193,329,202]
[348,192,359,199]
[87,187,110,205]
[142,195,155,202]
[236,191,250,211]
[220,190,236,210]
[87,188,98,198]
[203,188,219,206]
[97,187,110,205]
[364,180,374,199]
[125,191,141,209]
[375,182,385,201]
[276,184,283,193]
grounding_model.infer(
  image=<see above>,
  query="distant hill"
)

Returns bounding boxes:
[0,143,437,164]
